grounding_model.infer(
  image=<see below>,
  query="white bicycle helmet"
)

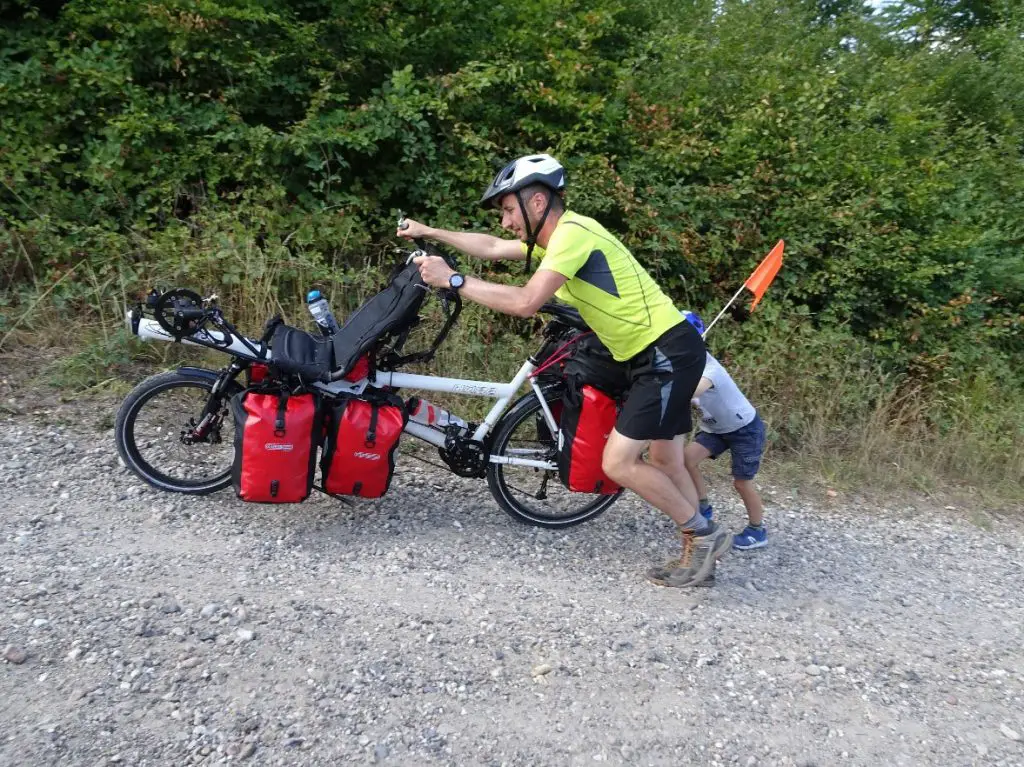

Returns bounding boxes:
[479,153,566,207]
[480,153,566,272]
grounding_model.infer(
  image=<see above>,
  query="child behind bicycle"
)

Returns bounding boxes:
[681,317,768,550]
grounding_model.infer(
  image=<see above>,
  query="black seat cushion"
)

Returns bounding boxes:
[269,325,333,382]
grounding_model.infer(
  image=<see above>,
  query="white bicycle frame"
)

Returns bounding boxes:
[373,364,558,470]
[131,315,561,472]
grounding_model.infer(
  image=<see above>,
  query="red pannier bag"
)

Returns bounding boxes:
[231,389,321,503]
[321,395,407,497]
[557,384,620,494]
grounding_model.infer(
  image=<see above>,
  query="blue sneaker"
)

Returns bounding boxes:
[733,525,768,550]
[700,503,714,521]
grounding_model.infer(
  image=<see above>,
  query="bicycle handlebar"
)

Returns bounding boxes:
[397,213,460,272]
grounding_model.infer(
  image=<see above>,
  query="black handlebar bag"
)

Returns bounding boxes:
[321,393,408,498]
[230,388,321,503]
[557,383,621,494]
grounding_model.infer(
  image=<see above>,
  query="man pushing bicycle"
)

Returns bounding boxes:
[398,154,731,588]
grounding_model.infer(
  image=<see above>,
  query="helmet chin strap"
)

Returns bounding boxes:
[515,189,557,274]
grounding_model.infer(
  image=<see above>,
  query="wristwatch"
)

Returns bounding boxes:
[448,272,466,291]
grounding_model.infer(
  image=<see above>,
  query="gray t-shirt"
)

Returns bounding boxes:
[693,352,757,434]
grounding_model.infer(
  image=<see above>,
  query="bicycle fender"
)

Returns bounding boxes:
[176,365,245,402]
[176,366,224,384]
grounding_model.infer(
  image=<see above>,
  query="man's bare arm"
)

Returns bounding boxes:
[412,254,567,318]
[458,268,567,316]
[398,219,524,261]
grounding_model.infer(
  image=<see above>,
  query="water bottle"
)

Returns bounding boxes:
[407,397,469,431]
[306,290,339,336]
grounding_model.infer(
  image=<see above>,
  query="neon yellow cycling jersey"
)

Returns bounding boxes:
[528,211,682,361]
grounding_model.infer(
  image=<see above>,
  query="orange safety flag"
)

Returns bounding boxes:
[743,240,784,311]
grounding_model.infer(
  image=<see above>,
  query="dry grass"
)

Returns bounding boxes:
[3,248,1022,511]
[721,322,1024,510]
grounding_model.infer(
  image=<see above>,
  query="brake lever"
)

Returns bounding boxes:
[397,212,459,271]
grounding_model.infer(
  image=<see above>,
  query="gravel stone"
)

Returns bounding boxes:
[0,390,1021,766]
[3,645,28,664]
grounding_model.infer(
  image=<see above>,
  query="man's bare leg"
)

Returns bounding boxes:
[602,430,733,587]
[648,435,700,513]
[602,430,700,527]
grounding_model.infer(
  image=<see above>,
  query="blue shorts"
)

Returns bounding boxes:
[694,413,766,481]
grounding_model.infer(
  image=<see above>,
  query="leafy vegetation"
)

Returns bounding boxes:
[2,0,1021,500]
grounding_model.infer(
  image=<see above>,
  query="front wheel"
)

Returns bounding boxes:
[486,383,621,528]
[115,369,242,494]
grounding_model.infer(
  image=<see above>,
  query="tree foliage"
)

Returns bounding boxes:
[1,0,1022,377]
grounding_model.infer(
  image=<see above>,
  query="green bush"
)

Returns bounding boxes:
[1,0,1022,499]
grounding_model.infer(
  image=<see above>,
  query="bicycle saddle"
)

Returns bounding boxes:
[539,302,589,331]
[269,324,334,382]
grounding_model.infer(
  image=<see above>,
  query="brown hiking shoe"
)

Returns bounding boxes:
[646,523,731,588]
[646,558,717,587]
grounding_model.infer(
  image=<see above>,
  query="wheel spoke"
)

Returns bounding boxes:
[486,386,618,528]
[117,373,236,494]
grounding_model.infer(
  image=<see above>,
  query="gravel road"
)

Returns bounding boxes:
[2,389,1023,767]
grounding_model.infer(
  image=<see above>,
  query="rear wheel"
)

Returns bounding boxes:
[486,383,620,528]
[115,369,242,494]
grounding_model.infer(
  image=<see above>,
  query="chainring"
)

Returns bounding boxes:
[153,289,205,338]
[439,433,488,478]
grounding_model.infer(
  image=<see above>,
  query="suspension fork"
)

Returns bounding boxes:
[184,361,247,440]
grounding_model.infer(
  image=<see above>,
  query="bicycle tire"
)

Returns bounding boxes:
[115,369,242,495]
[486,382,620,528]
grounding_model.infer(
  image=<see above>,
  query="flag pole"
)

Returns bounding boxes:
[700,239,784,339]
[700,284,746,340]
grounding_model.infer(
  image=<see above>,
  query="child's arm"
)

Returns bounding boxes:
[692,376,713,399]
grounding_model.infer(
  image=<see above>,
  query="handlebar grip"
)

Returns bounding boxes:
[405,232,459,271]
[177,308,207,320]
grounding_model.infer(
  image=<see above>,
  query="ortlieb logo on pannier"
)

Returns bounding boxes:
[231,389,321,503]
[321,395,407,497]
[557,384,621,494]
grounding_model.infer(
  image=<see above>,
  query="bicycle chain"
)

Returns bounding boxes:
[399,445,557,502]
[399,448,452,474]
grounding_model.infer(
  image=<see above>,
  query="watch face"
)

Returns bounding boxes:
[450,273,465,289]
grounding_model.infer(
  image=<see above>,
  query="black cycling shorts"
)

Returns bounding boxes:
[615,320,706,442]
